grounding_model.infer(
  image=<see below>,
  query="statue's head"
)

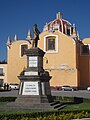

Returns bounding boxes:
[34,24,37,28]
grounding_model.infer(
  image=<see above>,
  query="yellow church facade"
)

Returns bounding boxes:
[39,31,78,88]
[0,12,90,89]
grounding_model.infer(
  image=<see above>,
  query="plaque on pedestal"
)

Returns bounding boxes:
[29,56,38,67]
[24,71,38,76]
[22,82,39,95]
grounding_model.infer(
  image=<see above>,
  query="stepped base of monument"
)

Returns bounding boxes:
[12,95,55,110]
[0,102,56,111]
[0,95,67,111]
[0,101,66,111]
[15,95,53,103]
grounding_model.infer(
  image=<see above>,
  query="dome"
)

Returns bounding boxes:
[82,38,90,44]
[47,18,71,33]
[43,12,77,37]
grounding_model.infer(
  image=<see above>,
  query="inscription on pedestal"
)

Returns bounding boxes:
[24,71,38,76]
[22,82,39,95]
[29,56,38,67]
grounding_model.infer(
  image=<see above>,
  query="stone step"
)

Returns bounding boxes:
[50,102,66,110]
[57,105,66,110]
[50,101,59,106]
[0,104,56,111]
[15,95,53,103]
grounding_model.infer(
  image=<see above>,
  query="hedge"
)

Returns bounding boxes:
[0,97,17,102]
[0,110,90,120]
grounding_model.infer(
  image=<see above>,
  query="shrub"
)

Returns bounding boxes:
[53,96,74,102]
[0,110,90,120]
[0,97,17,102]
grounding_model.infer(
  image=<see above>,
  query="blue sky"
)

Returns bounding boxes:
[0,0,90,61]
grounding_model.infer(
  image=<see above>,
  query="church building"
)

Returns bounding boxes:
[0,12,90,89]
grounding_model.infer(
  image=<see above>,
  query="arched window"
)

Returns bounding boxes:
[81,45,89,55]
[44,35,58,53]
[67,28,70,35]
[20,44,28,57]
[0,68,4,76]
[46,36,55,51]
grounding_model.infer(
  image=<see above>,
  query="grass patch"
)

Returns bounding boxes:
[0,96,90,119]
[0,102,9,105]
[0,110,31,114]
[53,96,90,111]
[63,102,90,111]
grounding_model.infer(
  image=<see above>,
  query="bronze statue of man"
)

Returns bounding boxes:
[32,24,40,48]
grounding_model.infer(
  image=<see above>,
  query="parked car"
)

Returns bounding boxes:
[87,87,90,91]
[50,86,55,91]
[9,83,19,90]
[61,86,74,91]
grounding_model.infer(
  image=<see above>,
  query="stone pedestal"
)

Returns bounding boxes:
[15,48,54,110]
